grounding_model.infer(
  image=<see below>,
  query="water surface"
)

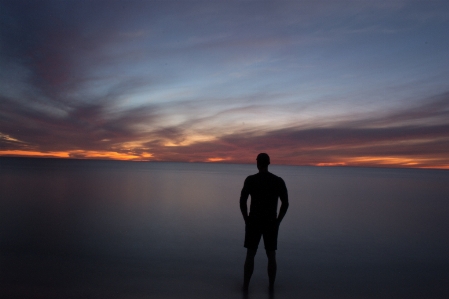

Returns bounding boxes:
[1,158,448,298]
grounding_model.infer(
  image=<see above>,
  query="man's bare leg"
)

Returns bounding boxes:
[266,250,277,288]
[243,249,257,290]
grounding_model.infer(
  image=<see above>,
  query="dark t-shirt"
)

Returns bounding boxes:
[240,172,288,222]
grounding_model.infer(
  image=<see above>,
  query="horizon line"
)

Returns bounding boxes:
[1,153,448,171]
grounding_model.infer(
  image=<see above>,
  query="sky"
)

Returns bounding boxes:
[0,0,448,168]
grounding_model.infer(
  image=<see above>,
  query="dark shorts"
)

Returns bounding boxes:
[244,219,279,251]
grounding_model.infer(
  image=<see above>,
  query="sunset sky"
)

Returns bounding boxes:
[1,0,448,168]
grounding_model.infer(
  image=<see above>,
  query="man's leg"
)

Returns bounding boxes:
[266,250,276,288]
[244,249,257,289]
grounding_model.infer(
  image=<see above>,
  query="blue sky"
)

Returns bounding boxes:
[1,0,448,168]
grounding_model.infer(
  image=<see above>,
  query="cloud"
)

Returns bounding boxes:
[378,92,449,126]
[0,94,158,152]
[143,124,449,168]
[1,1,449,168]
[1,89,449,168]
[135,93,449,168]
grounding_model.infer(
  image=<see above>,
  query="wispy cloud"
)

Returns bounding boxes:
[136,93,449,168]
[1,1,448,168]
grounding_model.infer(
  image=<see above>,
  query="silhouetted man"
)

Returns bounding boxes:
[240,153,289,291]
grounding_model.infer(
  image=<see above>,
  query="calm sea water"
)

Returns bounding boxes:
[1,157,448,299]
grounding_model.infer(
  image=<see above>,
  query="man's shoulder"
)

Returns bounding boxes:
[245,173,259,182]
[267,172,284,181]
[267,173,287,190]
[246,172,285,183]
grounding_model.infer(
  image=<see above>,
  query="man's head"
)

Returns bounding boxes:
[256,153,270,171]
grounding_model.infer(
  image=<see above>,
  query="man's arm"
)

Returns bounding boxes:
[240,178,250,224]
[276,179,289,224]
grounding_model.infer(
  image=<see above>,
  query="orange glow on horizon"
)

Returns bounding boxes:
[345,156,422,166]
[318,156,449,169]
[419,165,449,170]
[316,162,347,166]
[207,157,228,162]
[0,150,153,161]
[0,150,70,158]
[1,150,448,169]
